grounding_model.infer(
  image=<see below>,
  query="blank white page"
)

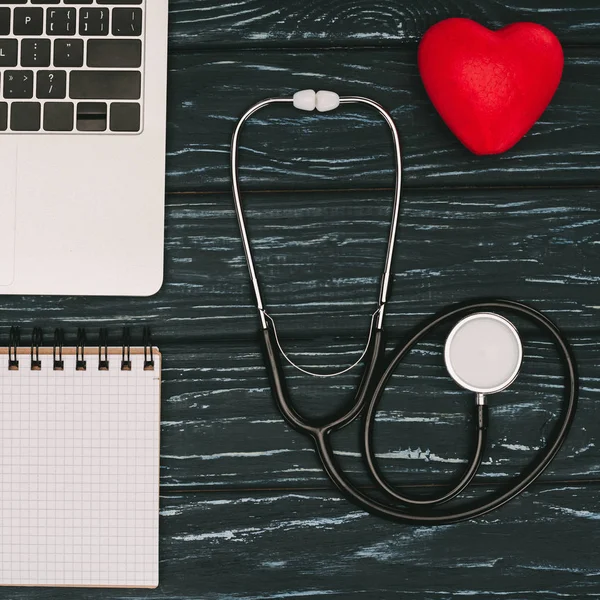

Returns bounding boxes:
[0,348,161,588]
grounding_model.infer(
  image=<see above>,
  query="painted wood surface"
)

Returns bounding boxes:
[168,0,600,47]
[165,49,600,192]
[10,1,600,598]
[159,334,593,489]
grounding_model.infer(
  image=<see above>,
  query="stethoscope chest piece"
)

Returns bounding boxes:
[445,312,523,400]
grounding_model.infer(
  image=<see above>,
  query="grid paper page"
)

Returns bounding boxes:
[0,349,160,588]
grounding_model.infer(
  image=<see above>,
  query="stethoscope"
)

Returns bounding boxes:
[231,90,578,525]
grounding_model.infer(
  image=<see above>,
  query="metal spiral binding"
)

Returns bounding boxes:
[121,327,132,371]
[76,328,87,371]
[8,327,20,370]
[53,329,65,371]
[143,327,154,371]
[4,327,152,371]
[98,328,109,371]
[31,328,43,371]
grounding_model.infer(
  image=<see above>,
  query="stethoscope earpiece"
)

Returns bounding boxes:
[293,89,340,112]
[444,312,523,403]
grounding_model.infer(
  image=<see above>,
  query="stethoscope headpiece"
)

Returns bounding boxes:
[444,312,523,399]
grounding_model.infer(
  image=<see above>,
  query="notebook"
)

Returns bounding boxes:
[0,329,161,588]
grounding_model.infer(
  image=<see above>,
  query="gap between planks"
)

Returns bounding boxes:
[168,42,600,54]
[166,183,600,198]
[161,477,600,497]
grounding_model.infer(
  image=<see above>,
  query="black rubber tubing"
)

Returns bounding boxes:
[260,299,578,525]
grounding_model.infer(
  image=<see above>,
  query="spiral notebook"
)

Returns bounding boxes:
[0,329,161,588]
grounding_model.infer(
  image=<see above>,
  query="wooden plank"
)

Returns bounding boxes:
[0,188,593,341]
[165,48,600,192]
[159,333,594,489]
[11,486,600,599]
[153,486,600,599]
[168,0,600,49]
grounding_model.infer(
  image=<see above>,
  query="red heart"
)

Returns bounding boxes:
[418,18,564,155]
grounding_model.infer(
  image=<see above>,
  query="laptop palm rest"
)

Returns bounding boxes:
[0,144,17,286]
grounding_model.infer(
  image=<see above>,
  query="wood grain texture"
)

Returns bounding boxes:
[5,486,600,599]
[168,0,600,49]
[165,49,600,192]
[159,331,593,489]
[156,487,600,599]
[1,188,595,341]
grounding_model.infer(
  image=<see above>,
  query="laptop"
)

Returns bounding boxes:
[0,0,169,296]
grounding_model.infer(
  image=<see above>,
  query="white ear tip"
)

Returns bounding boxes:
[316,90,340,112]
[293,89,316,111]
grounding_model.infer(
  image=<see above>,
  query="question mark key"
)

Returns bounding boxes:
[36,71,66,99]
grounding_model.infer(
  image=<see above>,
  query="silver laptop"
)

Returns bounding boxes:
[0,0,168,296]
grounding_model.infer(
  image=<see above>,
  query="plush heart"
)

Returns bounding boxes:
[418,18,564,155]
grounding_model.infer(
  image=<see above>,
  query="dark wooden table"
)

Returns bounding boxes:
[7,1,600,598]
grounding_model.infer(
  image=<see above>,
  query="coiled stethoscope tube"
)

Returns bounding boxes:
[231,91,578,525]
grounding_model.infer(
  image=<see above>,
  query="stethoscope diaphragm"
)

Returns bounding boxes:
[444,312,523,398]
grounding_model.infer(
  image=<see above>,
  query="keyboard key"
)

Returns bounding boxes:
[87,39,141,68]
[97,1,142,4]
[44,102,73,132]
[0,40,17,67]
[54,39,83,67]
[110,102,140,132]
[11,102,40,132]
[4,71,33,99]
[112,8,143,36]
[47,8,76,36]
[76,102,106,132]
[0,103,7,131]
[79,8,109,36]
[14,8,43,36]
[0,8,10,36]
[37,70,66,99]
[70,71,141,100]
[21,39,51,68]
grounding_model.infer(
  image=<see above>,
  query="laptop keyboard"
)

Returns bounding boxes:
[0,0,144,134]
